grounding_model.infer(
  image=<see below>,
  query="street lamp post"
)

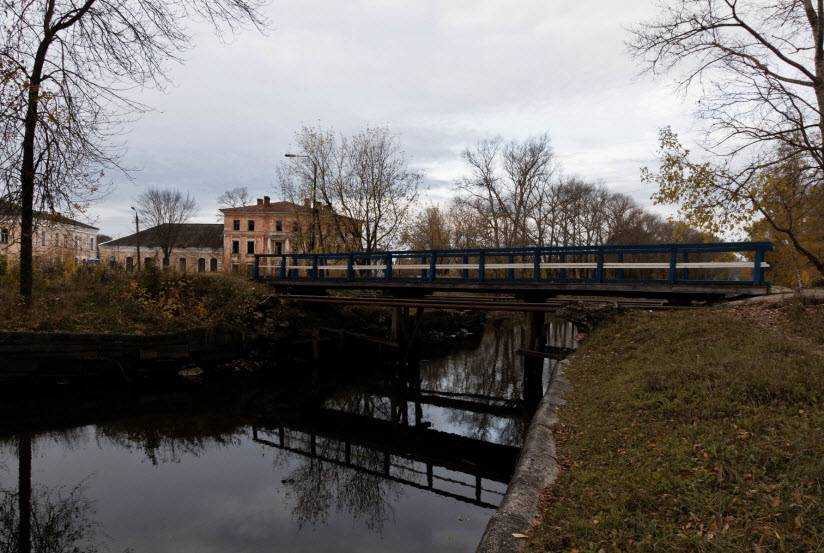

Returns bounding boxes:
[285,153,320,252]
[130,206,141,272]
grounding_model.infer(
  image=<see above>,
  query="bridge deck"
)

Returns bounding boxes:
[254,242,773,302]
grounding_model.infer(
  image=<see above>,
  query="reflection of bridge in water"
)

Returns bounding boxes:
[253,404,519,509]
[252,319,577,510]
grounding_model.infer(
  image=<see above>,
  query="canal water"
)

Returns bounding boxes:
[0,317,576,553]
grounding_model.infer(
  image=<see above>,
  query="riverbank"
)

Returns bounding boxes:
[524,300,823,551]
[0,266,268,334]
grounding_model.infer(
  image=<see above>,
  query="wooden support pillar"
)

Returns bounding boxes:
[523,310,546,409]
[390,306,403,343]
[311,328,321,361]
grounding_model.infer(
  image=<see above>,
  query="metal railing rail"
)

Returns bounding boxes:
[253,241,773,286]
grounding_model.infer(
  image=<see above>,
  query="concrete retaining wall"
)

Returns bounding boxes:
[476,362,570,553]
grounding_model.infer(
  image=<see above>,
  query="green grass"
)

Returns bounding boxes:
[0,265,268,334]
[525,304,824,552]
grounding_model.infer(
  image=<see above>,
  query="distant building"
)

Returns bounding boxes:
[0,204,99,267]
[220,196,361,274]
[99,223,223,273]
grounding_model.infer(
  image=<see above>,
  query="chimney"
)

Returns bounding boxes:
[263,196,271,206]
[256,198,263,206]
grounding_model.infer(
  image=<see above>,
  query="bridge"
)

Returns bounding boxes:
[255,241,772,409]
[253,241,772,304]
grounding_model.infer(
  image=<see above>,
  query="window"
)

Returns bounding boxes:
[162,257,170,268]
[108,255,116,268]
[275,220,283,232]
[232,240,240,254]
[90,237,95,250]
[41,233,46,246]
[233,219,240,231]
[145,257,154,268]
[231,263,239,273]
[126,257,134,272]
[179,257,187,272]
[0,228,8,244]
[275,241,283,255]
[198,258,206,272]
[210,258,218,272]
[248,220,255,231]
[292,221,300,233]
[246,240,255,255]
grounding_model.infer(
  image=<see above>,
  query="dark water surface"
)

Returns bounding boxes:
[0,318,576,552]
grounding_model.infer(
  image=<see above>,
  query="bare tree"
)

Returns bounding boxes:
[401,205,453,250]
[0,0,264,301]
[136,188,198,267]
[629,0,824,277]
[280,125,421,253]
[629,0,824,175]
[217,187,251,209]
[216,186,251,221]
[455,134,557,247]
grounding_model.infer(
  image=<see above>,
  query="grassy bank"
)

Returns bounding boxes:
[0,266,268,334]
[526,301,823,552]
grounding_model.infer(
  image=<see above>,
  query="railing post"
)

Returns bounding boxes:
[420,255,427,281]
[462,253,469,280]
[347,253,354,280]
[753,245,765,285]
[280,255,287,279]
[507,253,515,281]
[559,252,567,282]
[596,248,604,283]
[429,251,437,282]
[668,246,677,284]
[682,251,689,282]
[533,248,541,281]
[385,252,393,280]
[617,252,625,281]
[311,255,319,281]
[253,255,260,281]
[478,251,485,282]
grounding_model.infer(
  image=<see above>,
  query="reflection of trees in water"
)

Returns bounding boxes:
[324,388,410,426]
[422,317,523,400]
[0,435,101,553]
[272,389,405,533]
[0,483,100,553]
[95,415,247,465]
[278,445,401,534]
[421,318,525,444]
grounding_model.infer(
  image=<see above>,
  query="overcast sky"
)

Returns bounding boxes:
[92,0,700,238]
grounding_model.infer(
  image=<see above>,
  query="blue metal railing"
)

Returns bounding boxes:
[253,241,773,286]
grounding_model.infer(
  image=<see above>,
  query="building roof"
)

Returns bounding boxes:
[220,197,362,225]
[0,201,99,231]
[101,224,224,249]
[219,200,302,214]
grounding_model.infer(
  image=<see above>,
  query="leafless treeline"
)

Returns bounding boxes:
[404,134,701,251]
[279,128,695,254]
[278,126,421,254]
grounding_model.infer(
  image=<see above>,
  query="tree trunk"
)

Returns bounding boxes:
[19,37,52,301]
